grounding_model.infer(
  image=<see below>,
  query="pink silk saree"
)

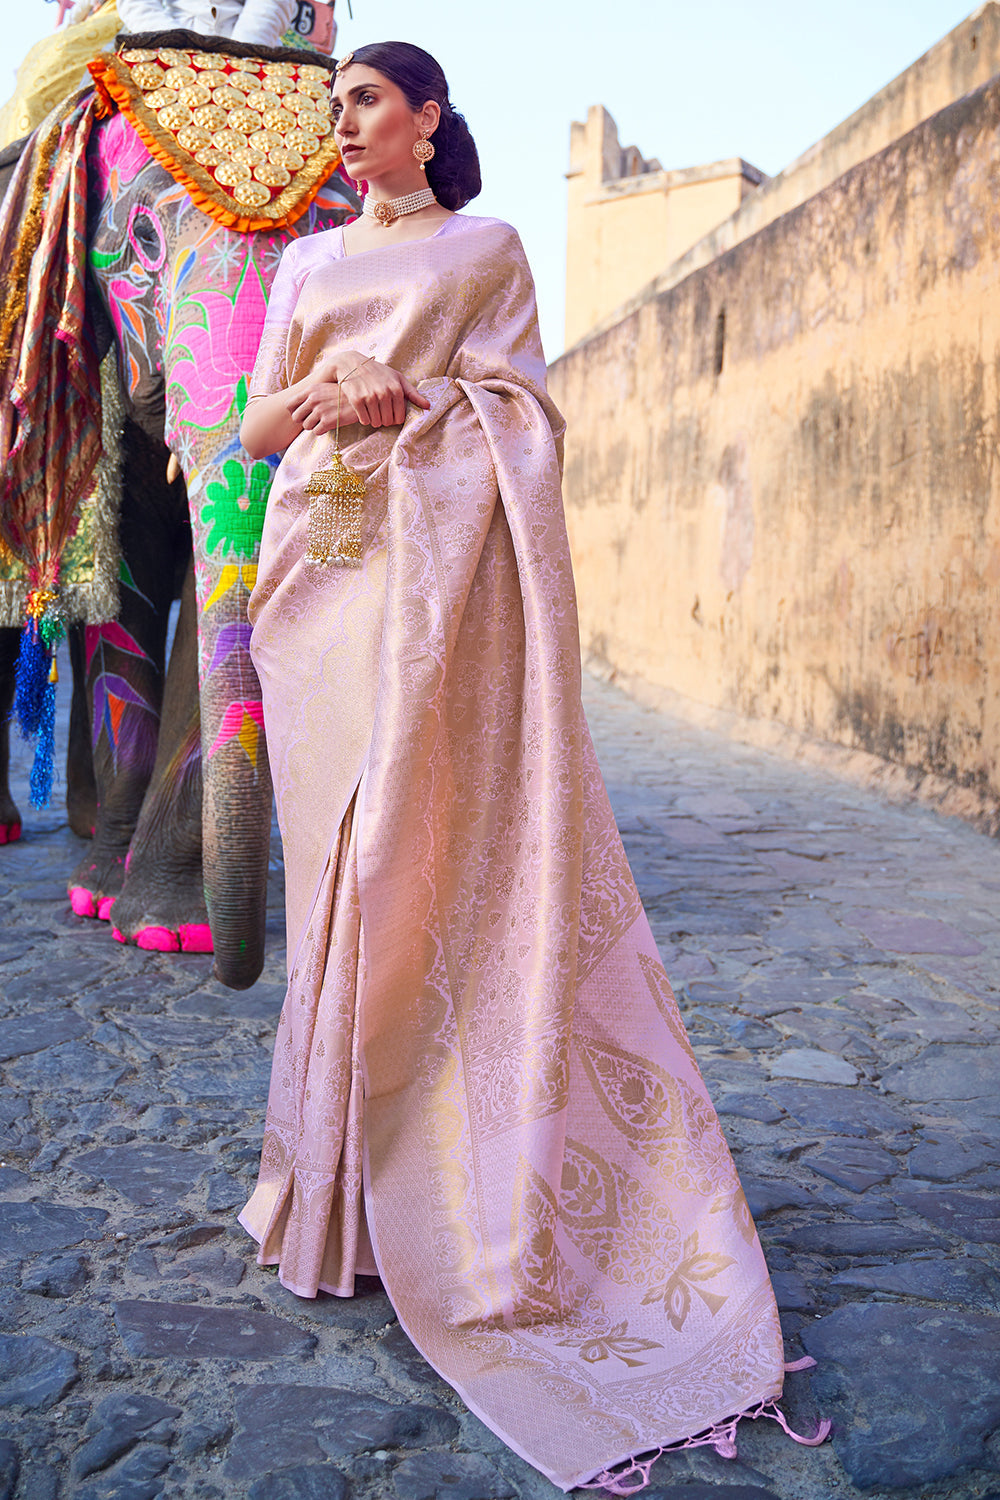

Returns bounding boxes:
[239,215,815,1492]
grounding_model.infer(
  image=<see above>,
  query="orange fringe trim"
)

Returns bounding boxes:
[90,67,116,119]
[87,54,341,234]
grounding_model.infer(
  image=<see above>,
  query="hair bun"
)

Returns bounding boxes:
[426,104,481,212]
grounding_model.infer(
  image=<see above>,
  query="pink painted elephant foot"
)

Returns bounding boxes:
[68,847,127,921]
[108,862,213,955]
[0,788,22,846]
[112,922,214,953]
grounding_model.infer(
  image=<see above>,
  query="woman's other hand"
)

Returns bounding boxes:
[289,379,361,433]
[293,357,431,433]
[241,353,432,459]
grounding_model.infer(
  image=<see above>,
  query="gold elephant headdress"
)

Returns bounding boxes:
[89,31,344,233]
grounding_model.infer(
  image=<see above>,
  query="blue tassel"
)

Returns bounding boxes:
[13,619,49,739]
[12,619,59,810]
[28,678,56,810]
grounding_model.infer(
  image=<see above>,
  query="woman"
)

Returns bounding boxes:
[239,41,827,1494]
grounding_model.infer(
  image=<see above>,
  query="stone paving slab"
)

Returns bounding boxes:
[1,669,999,1498]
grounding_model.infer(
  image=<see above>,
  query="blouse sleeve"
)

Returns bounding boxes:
[247,243,304,400]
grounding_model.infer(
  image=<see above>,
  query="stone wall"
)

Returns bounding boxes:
[565,105,763,349]
[550,75,1000,822]
[582,3,1000,343]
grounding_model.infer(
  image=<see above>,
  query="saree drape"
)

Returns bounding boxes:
[239,216,793,1492]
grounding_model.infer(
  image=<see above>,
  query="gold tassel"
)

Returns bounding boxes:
[305,454,366,565]
[303,359,369,567]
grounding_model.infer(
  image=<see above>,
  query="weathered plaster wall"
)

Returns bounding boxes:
[565,105,762,348]
[579,2,1000,345]
[550,77,1000,819]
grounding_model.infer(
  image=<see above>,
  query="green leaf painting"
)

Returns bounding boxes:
[200,458,271,559]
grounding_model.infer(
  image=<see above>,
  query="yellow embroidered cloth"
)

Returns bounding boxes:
[237,216,792,1492]
[0,0,120,151]
[89,35,341,232]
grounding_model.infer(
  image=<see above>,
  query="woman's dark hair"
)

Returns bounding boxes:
[345,41,481,211]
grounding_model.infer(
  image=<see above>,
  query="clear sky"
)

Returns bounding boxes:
[4,0,983,357]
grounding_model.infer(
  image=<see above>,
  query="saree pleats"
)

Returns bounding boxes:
[241,217,787,1491]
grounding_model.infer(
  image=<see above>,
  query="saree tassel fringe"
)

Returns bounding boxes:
[579,1360,832,1494]
[13,587,66,809]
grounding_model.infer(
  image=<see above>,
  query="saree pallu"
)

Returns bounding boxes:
[240,217,796,1492]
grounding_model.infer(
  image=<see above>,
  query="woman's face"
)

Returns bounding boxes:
[331,65,433,184]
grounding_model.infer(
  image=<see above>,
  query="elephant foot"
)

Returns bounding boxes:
[0,788,22,845]
[69,886,97,918]
[112,922,213,953]
[68,888,118,920]
[67,806,98,841]
[68,848,127,918]
[109,858,213,955]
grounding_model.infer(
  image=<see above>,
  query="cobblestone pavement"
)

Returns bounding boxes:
[1,667,999,1500]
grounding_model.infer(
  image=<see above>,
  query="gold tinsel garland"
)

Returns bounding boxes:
[0,110,64,359]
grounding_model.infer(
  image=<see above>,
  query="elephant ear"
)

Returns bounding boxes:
[89,37,346,234]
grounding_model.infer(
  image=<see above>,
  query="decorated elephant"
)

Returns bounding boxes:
[0,33,358,988]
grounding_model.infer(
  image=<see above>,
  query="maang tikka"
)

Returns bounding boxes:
[305,358,370,566]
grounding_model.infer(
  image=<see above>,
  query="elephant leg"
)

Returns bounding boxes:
[0,623,94,844]
[66,623,98,840]
[68,420,181,918]
[108,558,209,952]
[0,628,22,843]
[189,453,275,989]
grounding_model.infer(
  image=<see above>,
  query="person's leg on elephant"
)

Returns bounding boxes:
[68,419,190,920]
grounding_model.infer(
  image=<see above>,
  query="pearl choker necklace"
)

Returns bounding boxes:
[362,187,437,226]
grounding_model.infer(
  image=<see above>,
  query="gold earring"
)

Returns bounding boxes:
[413,132,435,168]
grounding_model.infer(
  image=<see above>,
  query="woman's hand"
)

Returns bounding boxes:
[289,379,361,434]
[292,357,430,434]
[241,351,432,459]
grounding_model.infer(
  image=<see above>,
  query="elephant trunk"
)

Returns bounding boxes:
[199,664,273,989]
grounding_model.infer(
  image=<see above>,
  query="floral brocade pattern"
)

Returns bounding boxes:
[239,216,786,1493]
